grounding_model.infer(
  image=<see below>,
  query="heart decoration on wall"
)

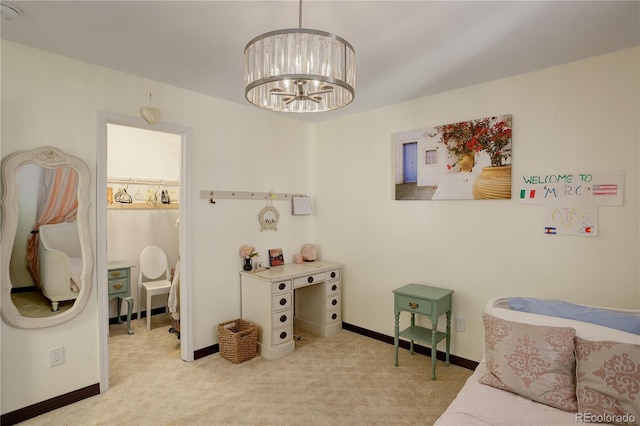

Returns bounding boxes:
[140,93,160,124]
[140,106,161,124]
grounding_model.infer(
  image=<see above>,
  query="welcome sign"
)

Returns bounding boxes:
[519,170,623,237]
[519,171,623,206]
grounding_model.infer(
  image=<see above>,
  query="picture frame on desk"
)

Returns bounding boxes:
[269,248,284,267]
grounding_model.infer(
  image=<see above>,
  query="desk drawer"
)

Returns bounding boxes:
[272,309,292,327]
[108,278,129,295]
[108,268,128,280]
[271,280,292,294]
[396,294,432,316]
[325,295,341,311]
[326,280,340,296]
[326,309,341,324]
[272,326,292,345]
[293,273,325,288]
[272,292,292,311]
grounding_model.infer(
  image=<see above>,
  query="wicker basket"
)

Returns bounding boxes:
[218,319,258,364]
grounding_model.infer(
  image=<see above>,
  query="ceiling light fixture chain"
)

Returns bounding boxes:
[244,0,356,113]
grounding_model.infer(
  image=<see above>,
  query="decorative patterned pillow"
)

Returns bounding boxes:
[480,313,578,411]
[575,337,640,425]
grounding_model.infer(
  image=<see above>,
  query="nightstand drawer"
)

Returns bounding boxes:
[396,294,432,316]
[108,268,129,280]
[108,278,129,295]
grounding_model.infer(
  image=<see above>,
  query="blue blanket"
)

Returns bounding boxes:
[507,297,640,336]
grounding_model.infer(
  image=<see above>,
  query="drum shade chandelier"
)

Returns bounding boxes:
[244,0,356,113]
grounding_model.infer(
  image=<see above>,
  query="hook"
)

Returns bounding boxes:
[209,191,216,205]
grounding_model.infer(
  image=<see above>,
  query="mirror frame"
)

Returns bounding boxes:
[1,146,93,328]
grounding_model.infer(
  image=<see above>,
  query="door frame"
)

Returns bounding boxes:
[97,112,193,393]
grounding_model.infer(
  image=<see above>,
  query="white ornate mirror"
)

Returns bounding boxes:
[1,146,93,328]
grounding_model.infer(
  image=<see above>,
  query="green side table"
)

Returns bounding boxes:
[393,283,453,380]
[108,260,135,335]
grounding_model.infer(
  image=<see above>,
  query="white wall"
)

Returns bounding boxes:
[0,40,312,414]
[312,47,640,362]
[1,40,638,415]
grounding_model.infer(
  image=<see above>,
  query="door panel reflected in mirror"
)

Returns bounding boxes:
[1,146,93,328]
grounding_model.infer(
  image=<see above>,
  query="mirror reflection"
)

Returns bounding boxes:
[1,146,92,329]
[10,164,80,317]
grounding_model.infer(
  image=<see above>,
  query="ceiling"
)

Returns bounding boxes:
[1,1,639,123]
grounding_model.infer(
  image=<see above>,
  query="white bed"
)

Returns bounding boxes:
[435,297,640,426]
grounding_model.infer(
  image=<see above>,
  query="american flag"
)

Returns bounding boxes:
[592,184,618,196]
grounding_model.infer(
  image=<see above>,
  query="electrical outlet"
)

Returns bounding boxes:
[49,346,65,367]
[455,317,465,333]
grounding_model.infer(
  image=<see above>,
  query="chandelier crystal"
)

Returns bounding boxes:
[244,2,355,113]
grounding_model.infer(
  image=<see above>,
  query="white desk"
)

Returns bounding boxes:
[240,261,343,360]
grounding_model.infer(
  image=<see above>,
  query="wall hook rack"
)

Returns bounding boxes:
[200,190,307,204]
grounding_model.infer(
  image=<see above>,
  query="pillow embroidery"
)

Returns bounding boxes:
[575,337,640,424]
[480,313,578,411]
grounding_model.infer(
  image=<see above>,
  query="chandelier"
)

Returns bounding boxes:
[244,0,356,113]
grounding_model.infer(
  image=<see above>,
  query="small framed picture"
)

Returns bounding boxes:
[269,248,284,267]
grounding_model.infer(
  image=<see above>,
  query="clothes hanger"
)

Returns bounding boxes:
[115,186,132,203]
[161,185,170,204]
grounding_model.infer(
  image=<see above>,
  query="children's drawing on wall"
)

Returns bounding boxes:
[393,115,512,200]
[543,204,598,236]
[519,170,623,236]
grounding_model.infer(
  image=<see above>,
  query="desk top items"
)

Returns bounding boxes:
[268,248,284,267]
[301,243,316,261]
[239,244,259,271]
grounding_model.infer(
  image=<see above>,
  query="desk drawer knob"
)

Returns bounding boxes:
[331,299,338,306]
[278,282,286,290]
[331,284,337,291]
[279,298,287,306]
[331,313,337,320]
[280,314,287,323]
[110,272,121,278]
[307,276,314,283]
[330,272,336,278]
[409,302,419,309]
[113,283,123,290]
[280,331,287,339]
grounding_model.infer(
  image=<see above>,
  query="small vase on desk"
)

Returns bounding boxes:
[243,258,253,271]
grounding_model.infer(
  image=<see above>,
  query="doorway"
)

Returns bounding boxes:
[97,113,193,393]
[107,124,180,326]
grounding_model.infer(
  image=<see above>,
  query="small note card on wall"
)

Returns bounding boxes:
[292,196,313,215]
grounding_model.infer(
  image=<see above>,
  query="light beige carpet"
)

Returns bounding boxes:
[11,290,74,318]
[20,314,472,425]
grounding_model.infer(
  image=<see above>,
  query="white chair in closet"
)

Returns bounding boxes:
[138,245,172,331]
